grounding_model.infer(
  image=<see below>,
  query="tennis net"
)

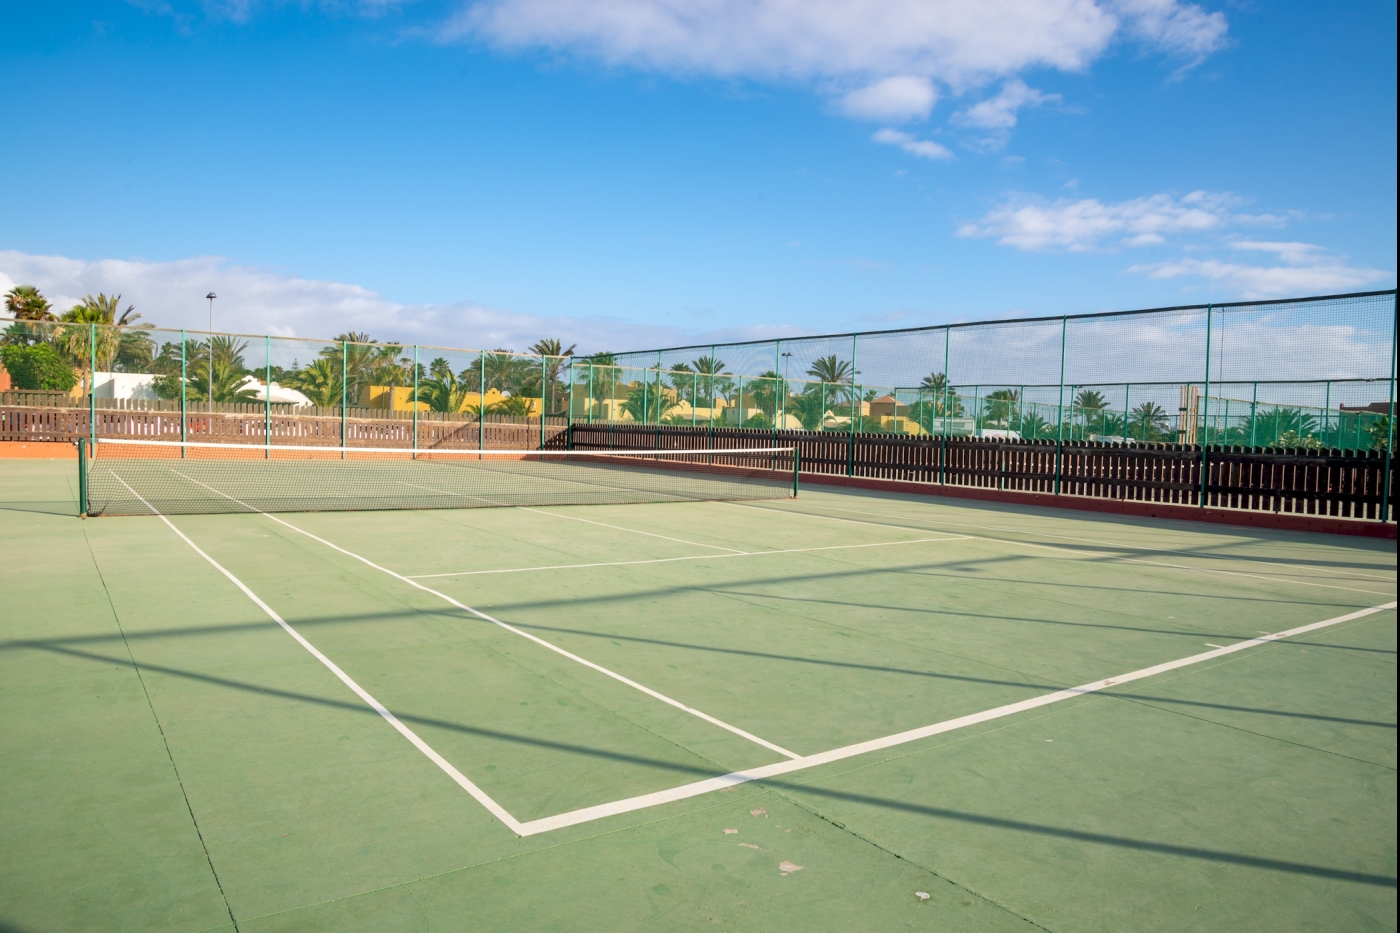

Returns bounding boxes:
[79,439,799,516]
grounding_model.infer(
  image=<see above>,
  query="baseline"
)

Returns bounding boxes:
[517,600,1396,835]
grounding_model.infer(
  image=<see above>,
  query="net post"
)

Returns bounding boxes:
[1199,305,1213,506]
[88,322,96,447]
[76,438,87,517]
[792,445,800,498]
[413,345,419,459]
[180,330,187,458]
[341,339,348,460]
[264,334,271,460]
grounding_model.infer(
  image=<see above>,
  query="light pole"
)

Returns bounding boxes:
[205,293,217,414]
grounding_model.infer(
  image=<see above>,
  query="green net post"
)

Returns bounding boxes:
[180,330,187,458]
[88,322,96,446]
[1199,305,1213,506]
[413,345,420,459]
[76,438,87,517]
[1054,315,1066,495]
[265,334,271,459]
[341,340,348,460]
[793,445,800,497]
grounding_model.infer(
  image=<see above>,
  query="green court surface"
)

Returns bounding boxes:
[1,457,1395,932]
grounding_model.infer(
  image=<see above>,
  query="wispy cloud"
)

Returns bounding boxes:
[958,190,1252,251]
[1128,242,1392,299]
[952,79,1061,150]
[0,251,796,354]
[872,128,953,161]
[839,76,937,122]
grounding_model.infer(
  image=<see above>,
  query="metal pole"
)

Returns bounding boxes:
[1123,384,1130,445]
[691,371,697,429]
[77,438,87,517]
[642,363,649,427]
[941,326,950,485]
[265,334,271,459]
[413,345,419,459]
[541,352,547,449]
[479,348,487,457]
[1323,380,1331,448]
[847,335,858,477]
[88,322,96,446]
[341,340,348,460]
[1054,315,1066,495]
[180,330,187,458]
[1380,292,1397,522]
[1250,382,1257,448]
[1200,305,1213,506]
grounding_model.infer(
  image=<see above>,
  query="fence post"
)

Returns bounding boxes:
[265,335,271,459]
[180,330,187,457]
[709,343,716,449]
[413,345,420,458]
[1323,380,1331,447]
[941,326,950,484]
[341,340,348,459]
[1199,305,1213,506]
[480,348,487,456]
[847,334,858,477]
[88,322,96,446]
[1054,315,1066,495]
[1122,383,1130,445]
[1249,382,1257,448]
[540,352,547,449]
[1381,292,1397,522]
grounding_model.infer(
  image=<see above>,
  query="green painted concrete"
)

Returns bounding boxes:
[1,458,1394,932]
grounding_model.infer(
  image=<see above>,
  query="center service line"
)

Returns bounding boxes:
[169,470,802,761]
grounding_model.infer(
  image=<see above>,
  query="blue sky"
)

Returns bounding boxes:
[1,0,1394,352]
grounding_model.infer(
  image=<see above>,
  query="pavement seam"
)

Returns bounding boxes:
[80,521,242,933]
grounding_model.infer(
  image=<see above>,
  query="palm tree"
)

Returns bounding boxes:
[490,395,534,417]
[414,369,472,413]
[805,356,853,405]
[1072,388,1108,438]
[1130,402,1170,441]
[984,388,1020,426]
[746,371,786,420]
[55,294,141,391]
[287,358,345,408]
[5,285,54,320]
[529,338,575,415]
[623,381,676,423]
[689,355,733,409]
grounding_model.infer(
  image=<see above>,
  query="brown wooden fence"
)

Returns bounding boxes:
[569,423,1395,523]
[1,404,567,451]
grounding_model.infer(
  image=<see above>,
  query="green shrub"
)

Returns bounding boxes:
[0,344,78,391]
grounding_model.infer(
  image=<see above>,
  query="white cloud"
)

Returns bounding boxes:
[0,251,792,354]
[958,190,1240,251]
[872,128,953,161]
[448,1,1227,92]
[1128,247,1392,299]
[955,79,1059,130]
[839,76,937,121]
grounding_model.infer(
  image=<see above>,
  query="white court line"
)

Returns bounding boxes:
[515,600,1396,835]
[732,502,1394,596]
[408,536,970,579]
[168,469,801,761]
[782,500,1398,583]
[395,480,743,553]
[107,473,526,835]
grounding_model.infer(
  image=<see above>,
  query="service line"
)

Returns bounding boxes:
[516,600,1396,835]
[408,536,969,579]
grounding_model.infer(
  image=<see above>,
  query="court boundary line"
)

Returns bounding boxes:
[407,536,971,579]
[107,473,526,835]
[168,469,802,761]
[766,499,1398,583]
[514,600,1396,835]
[730,502,1395,597]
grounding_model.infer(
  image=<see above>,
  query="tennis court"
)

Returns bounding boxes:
[1,450,1395,932]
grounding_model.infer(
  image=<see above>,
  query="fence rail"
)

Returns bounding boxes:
[568,423,1394,522]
